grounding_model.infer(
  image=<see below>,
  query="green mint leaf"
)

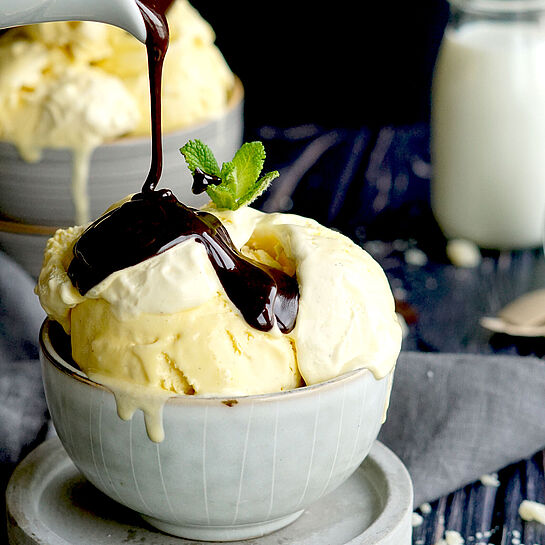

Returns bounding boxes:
[235,170,279,209]
[206,161,236,208]
[206,182,235,209]
[229,142,266,200]
[220,161,236,186]
[180,139,278,210]
[180,140,220,177]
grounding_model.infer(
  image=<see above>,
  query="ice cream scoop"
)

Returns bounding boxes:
[36,140,402,442]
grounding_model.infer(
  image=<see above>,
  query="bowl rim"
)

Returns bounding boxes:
[39,318,375,405]
[0,218,58,236]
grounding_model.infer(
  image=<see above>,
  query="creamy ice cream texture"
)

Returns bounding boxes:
[39,204,401,387]
[0,0,234,224]
[37,133,402,442]
[37,199,402,440]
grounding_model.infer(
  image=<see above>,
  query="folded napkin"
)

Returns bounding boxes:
[0,252,47,542]
[1,250,544,514]
[378,351,545,506]
[0,251,46,467]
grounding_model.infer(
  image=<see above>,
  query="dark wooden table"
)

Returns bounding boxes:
[379,242,545,545]
[258,123,545,544]
[1,123,542,545]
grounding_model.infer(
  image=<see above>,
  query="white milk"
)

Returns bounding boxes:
[431,21,545,249]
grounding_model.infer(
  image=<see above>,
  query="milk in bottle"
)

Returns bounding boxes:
[431,0,545,249]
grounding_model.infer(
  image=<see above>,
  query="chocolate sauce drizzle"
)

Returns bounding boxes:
[191,168,222,194]
[136,0,171,193]
[66,0,299,334]
[68,190,298,332]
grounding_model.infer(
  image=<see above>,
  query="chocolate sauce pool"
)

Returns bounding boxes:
[66,1,299,334]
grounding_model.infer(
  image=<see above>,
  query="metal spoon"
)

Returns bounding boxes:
[480,288,545,337]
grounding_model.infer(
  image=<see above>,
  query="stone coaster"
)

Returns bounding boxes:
[7,437,412,545]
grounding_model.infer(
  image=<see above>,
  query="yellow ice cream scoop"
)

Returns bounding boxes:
[36,140,402,442]
[37,201,400,396]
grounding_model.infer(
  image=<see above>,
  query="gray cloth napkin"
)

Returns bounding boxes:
[0,252,47,542]
[0,251,47,466]
[378,351,545,506]
[0,251,544,510]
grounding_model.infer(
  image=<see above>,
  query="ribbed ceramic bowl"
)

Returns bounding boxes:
[40,319,394,542]
[0,77,243,227]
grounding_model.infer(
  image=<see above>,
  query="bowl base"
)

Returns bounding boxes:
[7,437,413,545]
[141,510,305,541]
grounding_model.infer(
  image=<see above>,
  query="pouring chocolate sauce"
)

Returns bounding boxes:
[67,0,299,334]
[136,0,170,193]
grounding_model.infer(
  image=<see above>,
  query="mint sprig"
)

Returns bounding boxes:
[180,140,279,210]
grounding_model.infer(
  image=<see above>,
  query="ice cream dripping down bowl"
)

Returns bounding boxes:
[40,318,393,541]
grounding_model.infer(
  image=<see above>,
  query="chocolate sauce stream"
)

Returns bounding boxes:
[66,0,299,334]
[136,0,172,192]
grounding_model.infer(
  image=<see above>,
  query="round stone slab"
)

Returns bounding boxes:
[6,437,412,545]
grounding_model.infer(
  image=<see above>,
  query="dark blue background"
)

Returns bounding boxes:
[191,1,450,132]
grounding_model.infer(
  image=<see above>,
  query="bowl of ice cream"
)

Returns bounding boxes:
[40,319,394,542]
[35,150,402,540]
[0,0,242,228]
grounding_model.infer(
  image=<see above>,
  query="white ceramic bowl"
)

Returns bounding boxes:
[40,319,394,542]
[0,78,243,227]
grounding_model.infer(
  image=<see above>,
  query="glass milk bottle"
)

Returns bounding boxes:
[431,0,545,249]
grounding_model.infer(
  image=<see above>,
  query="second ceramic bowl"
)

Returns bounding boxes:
[0,77,243,227]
